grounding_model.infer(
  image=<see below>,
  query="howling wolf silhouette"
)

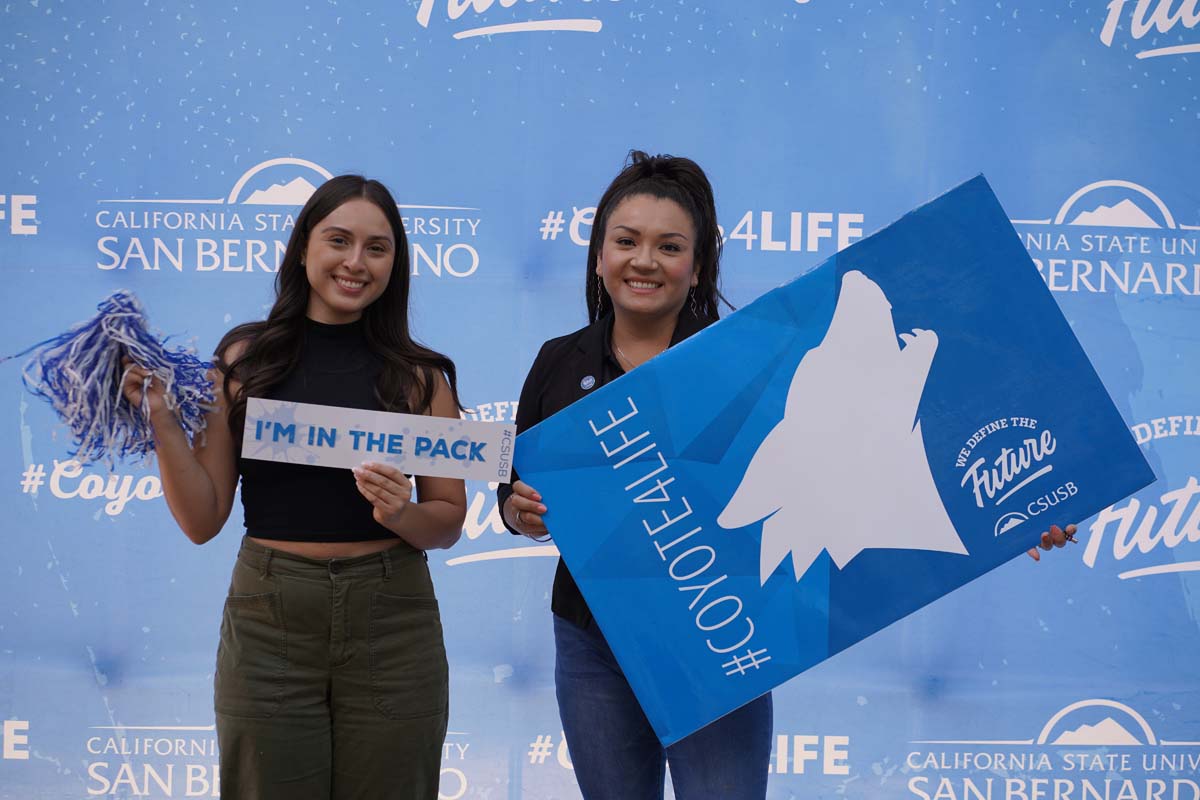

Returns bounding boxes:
[717,270,967,583]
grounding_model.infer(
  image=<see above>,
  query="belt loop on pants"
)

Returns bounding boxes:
[381,548,392,581]
[258,547,274,579]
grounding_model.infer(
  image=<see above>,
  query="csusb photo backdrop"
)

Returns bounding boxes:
[1,2,1197,798]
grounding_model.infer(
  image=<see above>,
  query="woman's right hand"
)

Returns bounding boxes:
[120,357,169,418]
[506,480,549,540]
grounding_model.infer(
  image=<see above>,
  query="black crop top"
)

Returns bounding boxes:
[238,318,403,543]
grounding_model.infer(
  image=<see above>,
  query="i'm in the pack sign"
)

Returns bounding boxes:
[243,398,513,483]
[513,176,1155,746]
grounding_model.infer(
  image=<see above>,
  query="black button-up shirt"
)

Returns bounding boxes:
[497,310,713,629]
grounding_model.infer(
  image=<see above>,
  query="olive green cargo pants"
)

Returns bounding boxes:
[215,538,448,799]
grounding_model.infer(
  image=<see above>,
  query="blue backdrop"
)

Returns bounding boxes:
[2,2,1198,798]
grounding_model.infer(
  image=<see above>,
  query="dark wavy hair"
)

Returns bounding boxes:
[585,150,731,324]
[215,174,462,436]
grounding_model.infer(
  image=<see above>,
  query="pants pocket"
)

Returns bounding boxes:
[214,591,286,719]
[368,592,448,720]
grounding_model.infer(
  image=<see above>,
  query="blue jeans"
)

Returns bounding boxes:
[554,615,772,800]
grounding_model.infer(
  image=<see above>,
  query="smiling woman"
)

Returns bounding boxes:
[121,175,468,800]
[302,198,396,324]
[595,194,699,343]
[496,151,774,800]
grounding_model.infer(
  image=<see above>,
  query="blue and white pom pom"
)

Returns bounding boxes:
[8,290,215,466]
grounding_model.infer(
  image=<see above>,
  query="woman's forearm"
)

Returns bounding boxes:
[150,407,233,544]
[386,498,465,551]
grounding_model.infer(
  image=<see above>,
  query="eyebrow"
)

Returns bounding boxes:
[319,225,393,244]
[612,224,690,240]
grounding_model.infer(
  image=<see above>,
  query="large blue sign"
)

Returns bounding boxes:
[515,176,1155,745]
[3,2,1198,796]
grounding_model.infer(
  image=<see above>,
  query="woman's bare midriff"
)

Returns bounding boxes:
[248,537,408,560]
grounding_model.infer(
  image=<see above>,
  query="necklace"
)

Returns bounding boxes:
[614,342,665,370]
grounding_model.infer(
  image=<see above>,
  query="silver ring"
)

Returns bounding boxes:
[516,509,525,526]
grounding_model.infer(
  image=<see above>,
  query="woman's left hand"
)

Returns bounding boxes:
[1026,523,1077,561]
[353,462,413,531]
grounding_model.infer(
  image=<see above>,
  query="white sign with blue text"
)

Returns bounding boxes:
[243,398,513,482]
[514,176,1156,746]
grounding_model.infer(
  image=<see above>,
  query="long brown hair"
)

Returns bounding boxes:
[216,174,462,435]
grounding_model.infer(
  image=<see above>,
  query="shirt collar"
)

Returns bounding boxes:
[577,309,713,361]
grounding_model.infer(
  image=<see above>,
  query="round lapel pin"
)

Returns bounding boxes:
[580,375,596,390]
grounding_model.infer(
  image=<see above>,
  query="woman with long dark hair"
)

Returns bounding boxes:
[123,175,467,799]
[498,151,774,799]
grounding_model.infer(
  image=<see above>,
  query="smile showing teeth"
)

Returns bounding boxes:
[626,280,661,290]
[335,277,366,290]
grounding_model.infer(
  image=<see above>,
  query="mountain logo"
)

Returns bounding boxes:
[994,511,1027,537]
[1069,198,1161,228]
[97,157,334,208]
[912,698,1200,748]
[241,178,320,205]
[1038,699,1158,746]
[718,270,966,584]
[226,158,332,205]
[1051,717,1143,747]
[1012,180,1200,232]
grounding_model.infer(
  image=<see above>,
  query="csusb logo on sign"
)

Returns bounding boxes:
[94,157,482,277]
[415,0,618,40]
[956,415,1074,538]
[1083,416,1200,581]
[1100,0,1200,60]
[1012,180,1200,297]
[906,698,1200,800]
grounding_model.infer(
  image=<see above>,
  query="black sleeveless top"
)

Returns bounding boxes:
[238,317,403,543]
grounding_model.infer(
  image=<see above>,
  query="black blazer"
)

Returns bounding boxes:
[498,310,712,629]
